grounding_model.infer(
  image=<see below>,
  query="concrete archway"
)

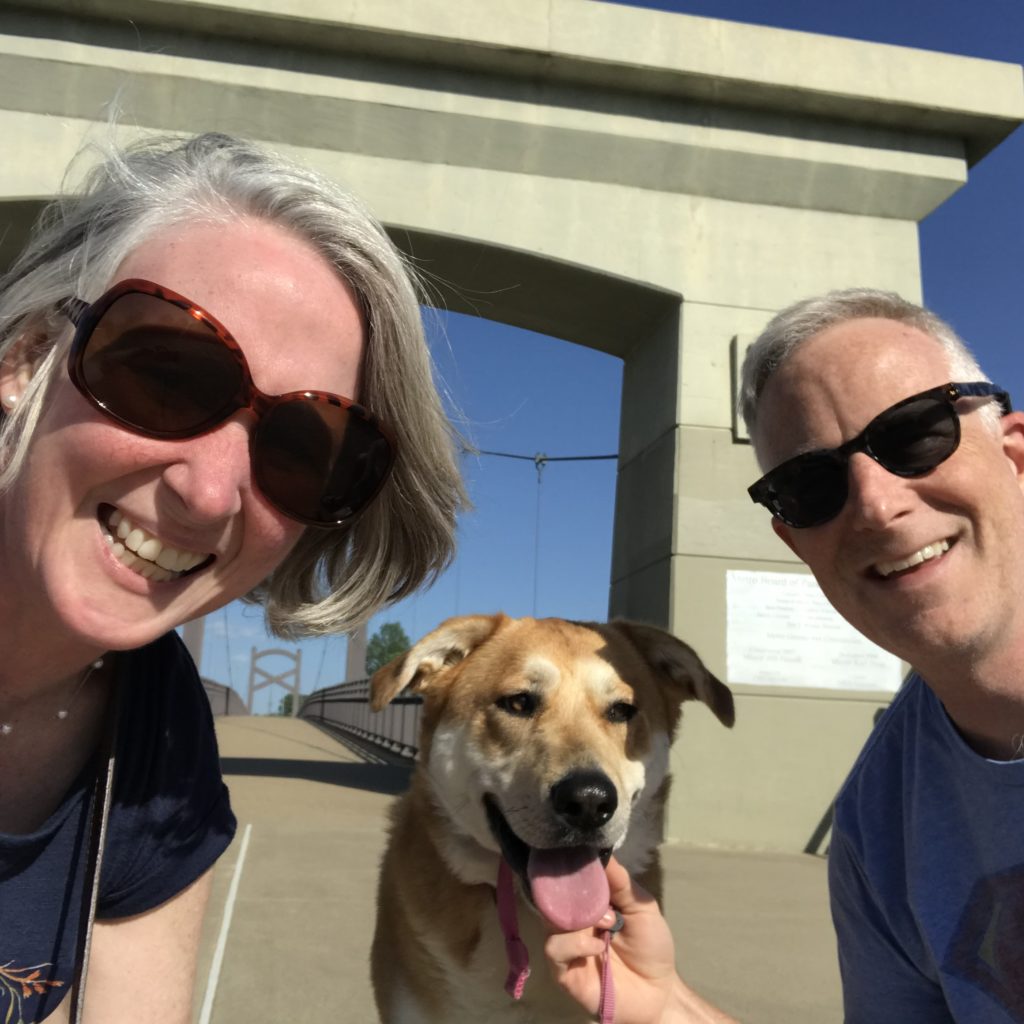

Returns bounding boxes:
[2,0,1020,849]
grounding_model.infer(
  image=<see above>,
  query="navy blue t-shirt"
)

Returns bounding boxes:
[830,673,1024,1022]
[0,632,236,1022]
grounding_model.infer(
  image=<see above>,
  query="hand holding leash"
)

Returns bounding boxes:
[544,858,740,1024]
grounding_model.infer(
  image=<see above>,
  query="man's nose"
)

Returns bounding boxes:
[844,452,915,530]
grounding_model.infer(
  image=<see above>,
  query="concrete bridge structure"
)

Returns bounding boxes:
[2,0,1022,852]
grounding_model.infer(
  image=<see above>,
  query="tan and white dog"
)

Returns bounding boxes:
[369,613,734,1023]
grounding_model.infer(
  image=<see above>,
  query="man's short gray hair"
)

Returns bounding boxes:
[738,287,994,463]
[0,132,468,637]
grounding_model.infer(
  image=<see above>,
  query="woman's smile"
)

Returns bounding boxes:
[98,504,212,582]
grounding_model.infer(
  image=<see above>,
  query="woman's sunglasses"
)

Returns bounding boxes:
[62,278,396,528]
[748,381,1011,529]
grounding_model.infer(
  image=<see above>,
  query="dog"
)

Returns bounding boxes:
[369,613,734,1023]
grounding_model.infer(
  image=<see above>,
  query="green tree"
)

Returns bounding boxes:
[365,622,411,675]
[277,692,294,716]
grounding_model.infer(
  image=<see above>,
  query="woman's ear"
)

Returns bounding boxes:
[0,326,46,410]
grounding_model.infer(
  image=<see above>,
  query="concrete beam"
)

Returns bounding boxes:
[6,0,1020,163]
[1,2,1019,221]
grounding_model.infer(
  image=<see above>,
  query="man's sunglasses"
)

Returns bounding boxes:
[63,278,396,528]
[748,381,1011,529]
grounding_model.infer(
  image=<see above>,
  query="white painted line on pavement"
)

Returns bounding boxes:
[198,822,253,1024]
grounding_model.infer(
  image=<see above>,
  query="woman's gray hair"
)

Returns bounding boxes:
[0,131,467,637]
[738,287,995,462]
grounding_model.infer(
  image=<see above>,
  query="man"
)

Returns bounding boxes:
[741,288,1024,1023]
[548,288,1024,1023]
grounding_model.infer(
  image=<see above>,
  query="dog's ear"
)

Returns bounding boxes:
[370,614,507,711]
[611,620,734,728]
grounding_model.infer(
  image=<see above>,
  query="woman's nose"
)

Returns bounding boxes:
[161,416,253,523]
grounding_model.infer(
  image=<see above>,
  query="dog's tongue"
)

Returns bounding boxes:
[527,846,609,931]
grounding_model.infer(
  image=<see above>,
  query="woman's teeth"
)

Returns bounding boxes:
[875,539,950,578]
[103,509,208,582]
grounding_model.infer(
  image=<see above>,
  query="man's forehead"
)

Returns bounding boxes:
[755,318,951,466]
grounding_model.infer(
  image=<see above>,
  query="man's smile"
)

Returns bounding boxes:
[873,538,952,579]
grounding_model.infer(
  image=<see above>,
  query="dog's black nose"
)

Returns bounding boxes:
[551,770,618,832]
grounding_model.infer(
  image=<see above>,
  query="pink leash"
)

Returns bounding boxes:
[497,858,531,999]
[497,858,620,1023]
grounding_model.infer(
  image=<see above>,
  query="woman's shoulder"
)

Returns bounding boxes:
[110,631,223,800]
[115,631,209,725]
[119,629,200,684]
[100,631,236,916]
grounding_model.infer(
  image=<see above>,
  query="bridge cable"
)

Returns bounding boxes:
[314,634,330,692]
[222,604,236,693]
[468,448,619,615]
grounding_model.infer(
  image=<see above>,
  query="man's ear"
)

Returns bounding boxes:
[771,516,801,557]
[1000,411,1024,485]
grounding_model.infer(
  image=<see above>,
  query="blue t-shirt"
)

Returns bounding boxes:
[0,632,236,1022]
[830,672,1024,1023]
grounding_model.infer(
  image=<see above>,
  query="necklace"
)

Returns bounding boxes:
[0,658,105,736]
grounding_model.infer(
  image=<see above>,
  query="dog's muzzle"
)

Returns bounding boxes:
[484,771,617,932]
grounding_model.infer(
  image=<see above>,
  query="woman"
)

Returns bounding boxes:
[0,131,465,1023]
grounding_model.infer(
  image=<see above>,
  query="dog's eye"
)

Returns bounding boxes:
[606,701,638,724]
[496,692,538,718]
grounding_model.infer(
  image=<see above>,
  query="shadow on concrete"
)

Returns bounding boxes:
[219,756,412,795]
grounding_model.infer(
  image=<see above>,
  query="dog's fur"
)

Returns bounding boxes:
[369,614,733,1023]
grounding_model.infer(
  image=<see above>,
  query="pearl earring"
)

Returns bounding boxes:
[3,394,17,409]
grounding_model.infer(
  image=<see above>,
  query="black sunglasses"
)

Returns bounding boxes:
[748,381,1011,529]
[63,278,396,528]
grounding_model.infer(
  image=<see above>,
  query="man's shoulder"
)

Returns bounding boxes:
[833,674,930,836]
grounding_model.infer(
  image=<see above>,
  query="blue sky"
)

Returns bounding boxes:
[200,0,1024,709]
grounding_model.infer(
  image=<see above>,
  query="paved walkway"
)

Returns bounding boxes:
[193,717,842,1023]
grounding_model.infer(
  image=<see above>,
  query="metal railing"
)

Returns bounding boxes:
[300,679,421,759]
[202,677,248,716]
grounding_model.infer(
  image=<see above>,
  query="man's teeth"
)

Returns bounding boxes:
[103,509,207,582]
[875,540,950,578]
